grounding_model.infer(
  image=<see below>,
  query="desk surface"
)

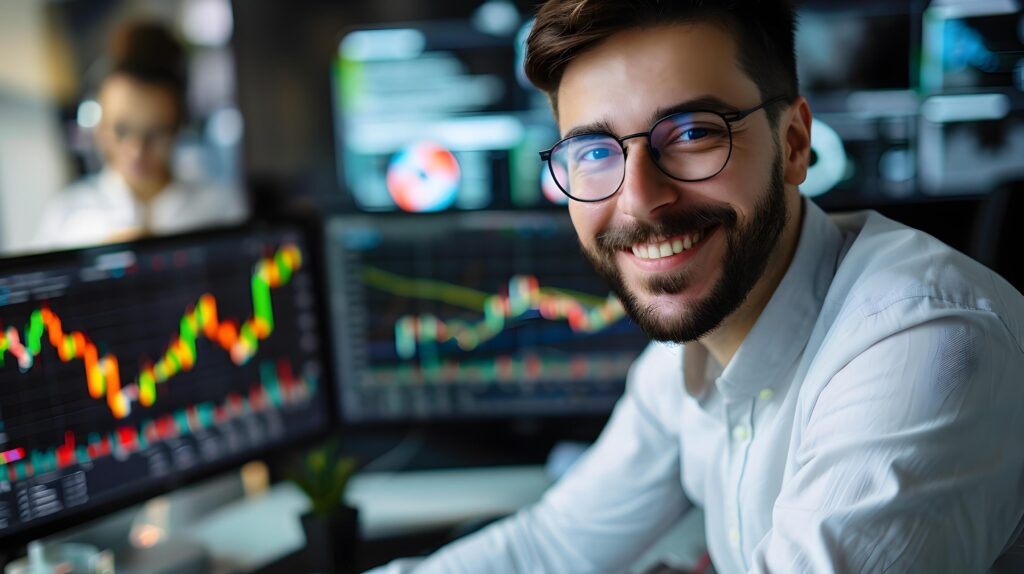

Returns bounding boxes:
[185,465,552,573]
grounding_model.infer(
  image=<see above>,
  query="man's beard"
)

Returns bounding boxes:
[579,157,789,343]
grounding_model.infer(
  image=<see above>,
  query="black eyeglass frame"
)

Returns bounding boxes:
[539,95,789,203]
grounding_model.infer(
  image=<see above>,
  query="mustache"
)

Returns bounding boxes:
[594,205,737,253]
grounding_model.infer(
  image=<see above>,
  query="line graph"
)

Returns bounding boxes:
[0,245,302,420]
[363,266,627,360]
[0,230,328,540]
[326,214,651,421]
[0,357,315,482]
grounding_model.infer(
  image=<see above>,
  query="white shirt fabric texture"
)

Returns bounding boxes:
[34,168,249,251]
[370,197,1024,574]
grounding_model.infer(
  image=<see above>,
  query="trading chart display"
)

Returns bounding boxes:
[0,229,327,540]
[326,213,649,422]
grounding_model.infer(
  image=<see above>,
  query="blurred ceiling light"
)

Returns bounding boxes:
[183,0,233,47]
[76,99,102,129]
[206,107,244,147]
[473,0,520,36]
[879,148,916,184]
[922,93,1011,123]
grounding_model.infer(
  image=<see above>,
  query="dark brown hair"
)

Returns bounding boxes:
[106,21,187,119]
[524,0,799,123]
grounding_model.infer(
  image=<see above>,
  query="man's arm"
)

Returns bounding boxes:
[369,342,693,573]
[749,313,1024,573]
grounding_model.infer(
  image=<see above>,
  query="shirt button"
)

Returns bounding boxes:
[732,425,750,442]
[728,527,741,548]
[758,388,774,401]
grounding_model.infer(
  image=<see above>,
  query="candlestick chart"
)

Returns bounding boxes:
[0,229,328,540]
[326,214,649,422]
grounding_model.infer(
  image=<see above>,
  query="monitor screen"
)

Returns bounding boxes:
[922,3,1024,92]
[797,6,915,95]
[325,212,649,422]
[0,227,330,543]
[794,4,920,206]
[331,20,562,214]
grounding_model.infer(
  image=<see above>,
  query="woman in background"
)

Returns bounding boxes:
[34,21,248,250]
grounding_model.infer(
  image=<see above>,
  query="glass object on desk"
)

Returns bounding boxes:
[5,541,114,574]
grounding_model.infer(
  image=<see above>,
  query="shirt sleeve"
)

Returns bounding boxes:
[748,312,1024,573]
[366,343,693,574]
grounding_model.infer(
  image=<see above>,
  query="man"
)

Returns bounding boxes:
[372,1,1024,572]
[34,22,247,250]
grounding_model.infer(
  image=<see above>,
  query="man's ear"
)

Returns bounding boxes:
[782,96,813,186]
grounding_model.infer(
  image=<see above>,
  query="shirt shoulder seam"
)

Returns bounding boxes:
[858,292,1024,355]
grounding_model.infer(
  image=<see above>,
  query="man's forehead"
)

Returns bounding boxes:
[555,22,759,135]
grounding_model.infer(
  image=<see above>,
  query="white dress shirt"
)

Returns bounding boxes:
[369,197,1024,574]
[33,168,249,251]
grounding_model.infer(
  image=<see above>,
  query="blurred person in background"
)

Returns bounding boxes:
[34,21,248,250]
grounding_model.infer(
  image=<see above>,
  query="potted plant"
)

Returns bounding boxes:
[289,442,360,573]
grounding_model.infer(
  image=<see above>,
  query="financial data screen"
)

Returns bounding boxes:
[0,228,328,539]
[326,213,649,422]
[332,21,562,213]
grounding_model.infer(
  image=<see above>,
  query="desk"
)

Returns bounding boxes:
[184,465,552,573]
[43,465,704,573]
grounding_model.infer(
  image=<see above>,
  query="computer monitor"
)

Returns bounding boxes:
[325,212,650,423]
[795,3,921,205]
[0,226,331,546]
[331,20,561,213]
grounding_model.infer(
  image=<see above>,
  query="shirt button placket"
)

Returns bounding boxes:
[728,526,741,549]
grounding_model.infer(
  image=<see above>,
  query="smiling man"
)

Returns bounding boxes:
[369,1,1024,573]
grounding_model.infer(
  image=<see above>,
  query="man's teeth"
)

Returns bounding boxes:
[630,230,705,260]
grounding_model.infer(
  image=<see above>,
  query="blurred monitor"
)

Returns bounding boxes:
[331,20,562,214]
[0,226,330,547]
[325,212,649,423]
[797,5,915,95]
[795,3,921,206]
[922,0,1024,92]
[917,1,1024,196]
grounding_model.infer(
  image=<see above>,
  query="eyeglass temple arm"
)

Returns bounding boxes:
[720,95,790,122]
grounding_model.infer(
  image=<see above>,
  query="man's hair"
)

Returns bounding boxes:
[524,0,799,123]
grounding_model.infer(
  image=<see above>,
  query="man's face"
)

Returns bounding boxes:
[557,23,792,343]
[96,73,179,192]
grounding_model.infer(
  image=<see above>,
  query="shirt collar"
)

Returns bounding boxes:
[97,168,138,207]
[686,197,843,402]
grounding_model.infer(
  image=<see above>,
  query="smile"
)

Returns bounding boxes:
[629,226,715,260]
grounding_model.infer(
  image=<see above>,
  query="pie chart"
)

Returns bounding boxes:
[386,142,461,213]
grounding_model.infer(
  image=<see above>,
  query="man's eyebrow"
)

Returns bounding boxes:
[646,95,741,127]
[559,96,744,140]
[562,119,616,140]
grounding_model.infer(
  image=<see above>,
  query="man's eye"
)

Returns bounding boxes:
[581,147,613,161]
[679,127,710,141]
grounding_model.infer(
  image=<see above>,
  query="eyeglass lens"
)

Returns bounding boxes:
[548,111,733,201]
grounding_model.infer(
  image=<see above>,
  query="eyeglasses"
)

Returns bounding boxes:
[539,96,787,203]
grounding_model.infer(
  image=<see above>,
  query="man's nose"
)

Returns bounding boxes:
[616,141,680,220]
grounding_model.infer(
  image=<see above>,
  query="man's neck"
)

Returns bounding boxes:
[700,195,806,367]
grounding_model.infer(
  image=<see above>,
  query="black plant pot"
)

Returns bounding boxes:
[301,505,360,574]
